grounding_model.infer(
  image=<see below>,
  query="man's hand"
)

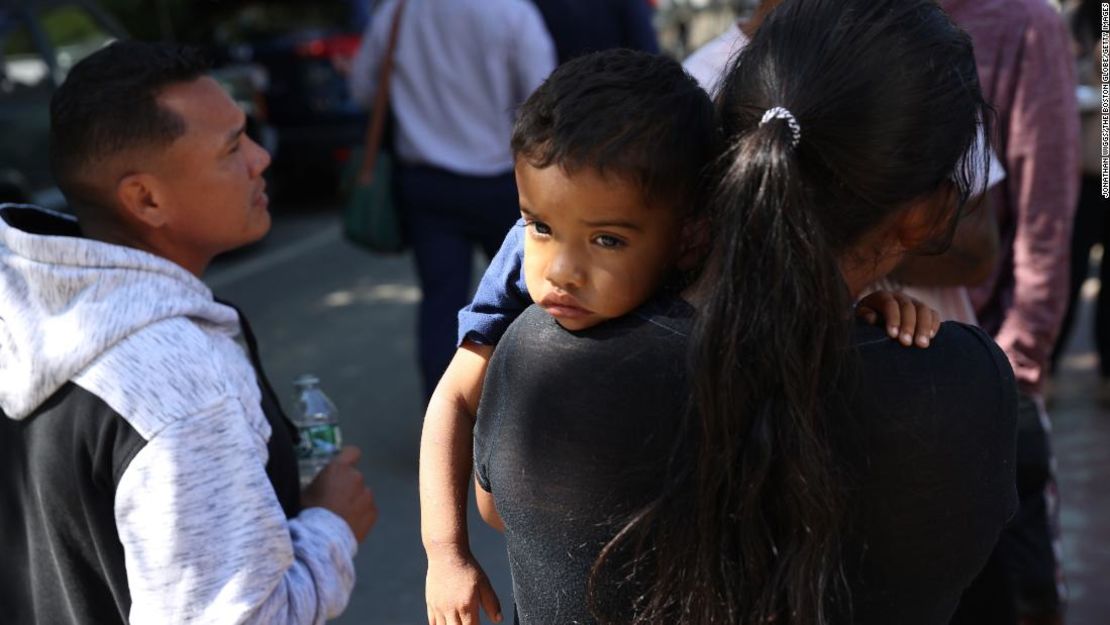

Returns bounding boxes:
[302,446,378,542]
[426,547,502,625]
[857,290,940,348]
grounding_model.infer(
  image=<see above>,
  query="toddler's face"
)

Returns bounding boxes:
[515,161,683,332]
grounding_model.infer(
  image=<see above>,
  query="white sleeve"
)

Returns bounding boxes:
[967,123,1006,193]
[509,4,556,103]
[985,145,1006,190]
[115,398,358,625]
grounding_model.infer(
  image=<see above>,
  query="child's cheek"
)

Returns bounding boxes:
[521,241,545,301]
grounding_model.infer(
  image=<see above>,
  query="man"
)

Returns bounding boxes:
[939,1,1080,623]
[0,41,377,624]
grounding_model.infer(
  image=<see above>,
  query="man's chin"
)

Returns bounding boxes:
[246,209,273,242]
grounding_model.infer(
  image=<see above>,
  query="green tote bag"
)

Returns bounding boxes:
[343,0,407,254]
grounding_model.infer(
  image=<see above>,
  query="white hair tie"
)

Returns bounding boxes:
[759,106,801,148]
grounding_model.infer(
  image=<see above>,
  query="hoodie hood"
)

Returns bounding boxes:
[0,204,240,420]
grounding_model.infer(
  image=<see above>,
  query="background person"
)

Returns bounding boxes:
[529,0,659,64]
[1052,0,1108,392]
[349,0,556,401]
[938,1,1081,622]
[0,41,377,624]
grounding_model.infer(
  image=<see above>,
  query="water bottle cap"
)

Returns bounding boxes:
[294,374,320,389]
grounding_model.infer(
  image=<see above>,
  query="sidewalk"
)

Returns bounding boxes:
[1049,262,1109,624]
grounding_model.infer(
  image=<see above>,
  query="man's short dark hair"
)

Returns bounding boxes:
[511,49,718,213]
[49,41,210,209]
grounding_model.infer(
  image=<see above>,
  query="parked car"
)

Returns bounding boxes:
[0,0,123,208]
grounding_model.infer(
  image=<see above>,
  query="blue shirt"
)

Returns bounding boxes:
[531,0,659,64]
[457,219,531,346]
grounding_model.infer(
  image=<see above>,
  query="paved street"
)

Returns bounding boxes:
[206,207,1108,625]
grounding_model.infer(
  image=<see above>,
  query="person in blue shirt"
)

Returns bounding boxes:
[531,0,659,64]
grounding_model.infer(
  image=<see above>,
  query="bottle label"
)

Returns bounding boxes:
[297,424,342,459]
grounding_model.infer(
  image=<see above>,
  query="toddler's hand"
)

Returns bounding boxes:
[426,549,502,625]
[856,290,940,348]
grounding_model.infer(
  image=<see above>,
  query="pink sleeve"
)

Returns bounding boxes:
[994,10,1079,394]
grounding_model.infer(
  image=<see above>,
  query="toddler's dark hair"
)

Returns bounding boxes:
[511,49,718,214]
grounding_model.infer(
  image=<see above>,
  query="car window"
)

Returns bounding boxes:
[37,4,114,78]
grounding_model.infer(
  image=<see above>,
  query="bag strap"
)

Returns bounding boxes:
[358,0,408,184]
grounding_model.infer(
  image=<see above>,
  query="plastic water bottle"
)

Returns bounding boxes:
[292,374,342,488]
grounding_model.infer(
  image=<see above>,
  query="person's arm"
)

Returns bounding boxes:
[420,343,503,625]
[456,221,532,347]
[419,226,529,625]
[115,399,368,624]
[347,1,390,107]
[890,192,1000,288]
[992,10,1080,393]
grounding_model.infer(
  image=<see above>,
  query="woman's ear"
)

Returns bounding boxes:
[894,183,958,251]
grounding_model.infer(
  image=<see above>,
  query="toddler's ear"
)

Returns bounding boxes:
[677,215,710,271]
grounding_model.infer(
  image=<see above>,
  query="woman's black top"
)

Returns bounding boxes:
[474,299,1018,625]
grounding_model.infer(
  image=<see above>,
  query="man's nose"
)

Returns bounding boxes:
[248,136,272,177]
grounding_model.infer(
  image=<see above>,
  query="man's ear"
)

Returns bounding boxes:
[115,173,169,228]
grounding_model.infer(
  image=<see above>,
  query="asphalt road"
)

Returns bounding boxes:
[205,206,1108,625]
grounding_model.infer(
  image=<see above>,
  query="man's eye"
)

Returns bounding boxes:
[594,234,625,248]
[229,142,241,153]
[529,221,552,236]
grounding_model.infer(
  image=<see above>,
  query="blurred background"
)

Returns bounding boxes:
[0,1,1104,623]
[0,0,747,209]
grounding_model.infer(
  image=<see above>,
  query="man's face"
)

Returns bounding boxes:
[516,161,683,332]
[153,76,271,260]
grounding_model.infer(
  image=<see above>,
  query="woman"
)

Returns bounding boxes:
[473,0,1018,623]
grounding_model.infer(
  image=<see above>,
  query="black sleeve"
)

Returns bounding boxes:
[846,321,1019,624]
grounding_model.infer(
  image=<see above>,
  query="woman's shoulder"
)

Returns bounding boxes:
[844,320,1019,622]
[853,320,1014,392]
[848,318,1018,467]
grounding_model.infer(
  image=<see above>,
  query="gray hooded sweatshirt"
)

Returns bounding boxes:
[0,205,356,624]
